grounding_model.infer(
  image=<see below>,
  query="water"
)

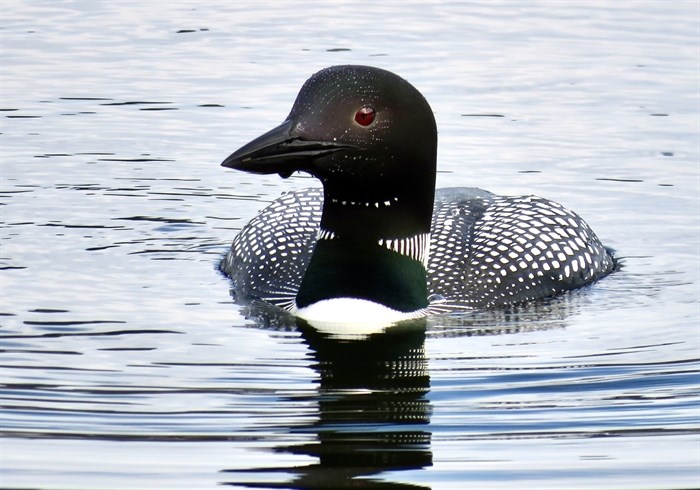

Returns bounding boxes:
[1,1,699,488]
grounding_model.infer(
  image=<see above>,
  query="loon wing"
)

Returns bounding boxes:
[428,190,615,309]
[221,188,322,311]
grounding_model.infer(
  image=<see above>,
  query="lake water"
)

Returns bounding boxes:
[1,1,699,489]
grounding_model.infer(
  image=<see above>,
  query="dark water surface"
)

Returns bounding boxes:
[1,1,699,489]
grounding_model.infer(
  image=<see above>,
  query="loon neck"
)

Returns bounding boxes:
[295,183,435,314]
[319,182,435,240]
[296,234,430,313]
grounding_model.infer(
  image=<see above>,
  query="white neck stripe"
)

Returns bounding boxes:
[329,196,399,207]
[317,229,431,267]
[378,233,431,267]
[317,228,336,241]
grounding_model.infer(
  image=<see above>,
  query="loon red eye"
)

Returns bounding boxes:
[354,106,375,126]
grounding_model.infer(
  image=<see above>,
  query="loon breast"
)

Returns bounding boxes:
[293,297,429,324]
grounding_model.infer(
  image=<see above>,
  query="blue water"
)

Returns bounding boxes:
[1,1,699,489]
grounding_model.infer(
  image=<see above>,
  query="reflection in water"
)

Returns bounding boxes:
[220,290,615,489]
[221,284,610,489]
[223,319,432,489]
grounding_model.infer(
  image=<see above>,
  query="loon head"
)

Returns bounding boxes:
[222,65,438,236]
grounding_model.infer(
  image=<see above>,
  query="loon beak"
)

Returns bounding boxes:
[222,119,355,178]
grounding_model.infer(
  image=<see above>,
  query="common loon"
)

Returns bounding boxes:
[219,65,615,323]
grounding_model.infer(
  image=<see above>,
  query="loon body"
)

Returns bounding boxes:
[220,65,615,322]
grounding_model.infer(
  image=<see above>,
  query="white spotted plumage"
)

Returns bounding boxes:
[427,191,614,309]
[221,187,614,313]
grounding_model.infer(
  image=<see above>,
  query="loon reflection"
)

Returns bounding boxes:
[222,318,432,489]
[221,285,605,487]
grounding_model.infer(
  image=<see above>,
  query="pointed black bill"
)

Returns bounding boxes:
[221,120,356,178]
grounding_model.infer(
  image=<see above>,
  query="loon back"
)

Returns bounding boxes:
[220,187,615,312]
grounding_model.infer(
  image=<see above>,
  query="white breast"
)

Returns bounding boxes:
[293,297,428,337]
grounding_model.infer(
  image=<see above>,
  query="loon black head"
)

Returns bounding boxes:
[222,65,438,238]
